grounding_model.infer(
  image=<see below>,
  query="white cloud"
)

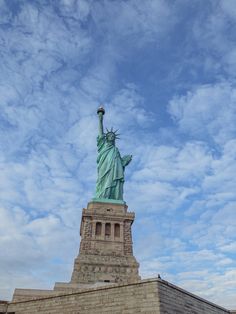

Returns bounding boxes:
[132,141,211,183]
[0,204,78,299]
[220,0,236,19]
[91,0,175,47]
[168,82,236,144]
[0,0,236,309]
[0,77,154,300]
[130,134,236,309]
[138,248,236,308]
[177,268,236,309]
[192,1,236,76]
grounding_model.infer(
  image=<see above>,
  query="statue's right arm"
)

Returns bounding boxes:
[98,112,104,137]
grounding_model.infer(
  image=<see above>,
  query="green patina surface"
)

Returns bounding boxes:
[91,198,126,205]
[94,107,132,201]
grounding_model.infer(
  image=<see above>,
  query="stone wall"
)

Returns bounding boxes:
[158,279,230,314]
[7,279,160,314]
[0,301,8,313]
[12,289,59,302]
[5,278,231,314]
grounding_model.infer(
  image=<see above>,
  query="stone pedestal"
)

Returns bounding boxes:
[70,200,140,285]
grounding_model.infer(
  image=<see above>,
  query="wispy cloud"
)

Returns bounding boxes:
[168,82,236,144]
[0,0,236,309]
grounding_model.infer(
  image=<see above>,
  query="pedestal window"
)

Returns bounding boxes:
[105,223,111,237]
[95,222,102,236]
[114,223,120,237]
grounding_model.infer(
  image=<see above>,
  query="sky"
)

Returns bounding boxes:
[0,0,236,309]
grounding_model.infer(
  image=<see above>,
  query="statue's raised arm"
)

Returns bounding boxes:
[94,106,132,203]
[97,106,105,137]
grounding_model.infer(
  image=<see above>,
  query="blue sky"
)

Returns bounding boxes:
[0,0,236,309]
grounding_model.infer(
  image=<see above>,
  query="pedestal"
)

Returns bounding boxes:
[69,200,140,286]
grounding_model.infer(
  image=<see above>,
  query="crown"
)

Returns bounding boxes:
[105,127,120,140]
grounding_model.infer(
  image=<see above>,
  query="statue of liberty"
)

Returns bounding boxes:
[94,107,132,202]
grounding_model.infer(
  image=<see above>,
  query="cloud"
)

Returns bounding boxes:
[0,70,153,301]
[191,0,236,77]
[176,269,236,309]
[219,0,236,20]
[91,0,175,47]
[138,246,236,308]
[129,130,236,309]
[168,82,236,144]
[0,205,76,298]
[0,0,236,310]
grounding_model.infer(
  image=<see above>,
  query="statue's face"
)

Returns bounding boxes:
[106,132,115,143]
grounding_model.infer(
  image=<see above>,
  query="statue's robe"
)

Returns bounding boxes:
[95,134,124,200]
